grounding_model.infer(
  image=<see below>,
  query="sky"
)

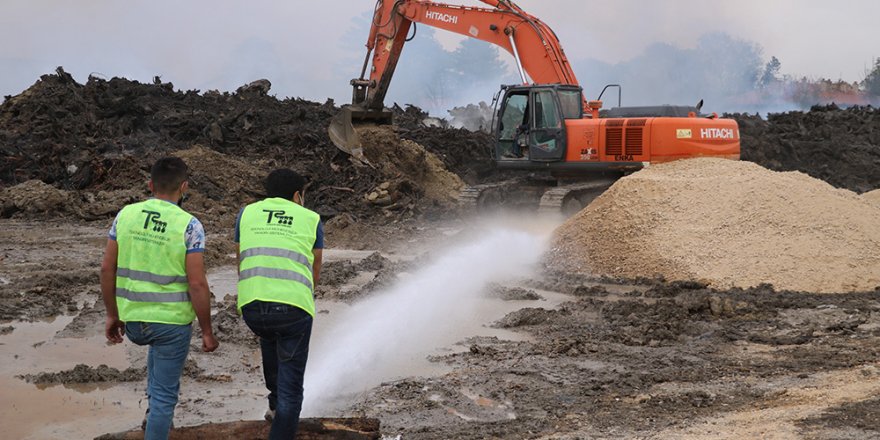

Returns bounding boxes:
[1,0,878,111]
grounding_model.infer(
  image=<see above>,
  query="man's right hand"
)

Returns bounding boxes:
[105,316,125,344]
[202,332,219,352]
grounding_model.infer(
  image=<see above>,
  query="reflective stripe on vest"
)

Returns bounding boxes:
[239,267,313,289]
[239,247,313,273]
[115,199,196,325]
[117,268,189,285]
[237,198,320,316]
[116,288,191,303]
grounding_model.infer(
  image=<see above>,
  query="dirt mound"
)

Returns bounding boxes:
[203,295,258,345]
[19,364,145,384]
[863,189,880,206]
[357,125,464,209]
[20,359,205,385]
[0,179,147,221]
[486,283,543,300]
[356,252,391,271]
[172,145,264,226]
[0,180,72,216]
[548,158,880,293]
[493,307,557,328]
[393,104,524,185]
[319,260,359,287]
[733,105,880,193]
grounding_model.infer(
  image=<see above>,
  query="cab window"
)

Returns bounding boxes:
[499,92,529,140]
[557,89,583,119]
[533,90,561,129]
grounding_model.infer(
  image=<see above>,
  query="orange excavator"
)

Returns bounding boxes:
[330,0,740,213]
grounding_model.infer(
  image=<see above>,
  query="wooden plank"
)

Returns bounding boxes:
[94,418,381,440]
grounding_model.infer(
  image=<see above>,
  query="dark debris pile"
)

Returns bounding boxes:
[731,104,880,193]
[0,68,495,223]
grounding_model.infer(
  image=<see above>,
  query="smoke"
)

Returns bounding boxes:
[2,1,877,114]
[574,33,763,113]
[302,226,548,416]
[0,1,365,102]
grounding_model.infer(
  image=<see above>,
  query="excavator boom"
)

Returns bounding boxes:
[361,0,579,109]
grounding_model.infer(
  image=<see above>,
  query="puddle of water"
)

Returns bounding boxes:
[0,316,138,439]
[0,374,144,440]
[0,317,129,375]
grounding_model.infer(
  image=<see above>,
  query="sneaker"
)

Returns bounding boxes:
[141,408,173,430]
[264,408,275,422]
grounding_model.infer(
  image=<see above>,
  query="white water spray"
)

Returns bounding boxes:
[302,227,548,415]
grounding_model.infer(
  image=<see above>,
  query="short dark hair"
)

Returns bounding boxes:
[150,157,188,194]
[265,168,306,200]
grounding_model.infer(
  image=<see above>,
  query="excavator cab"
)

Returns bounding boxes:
[494,85,582,164]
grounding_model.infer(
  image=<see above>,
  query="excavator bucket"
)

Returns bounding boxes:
[328,105,392,165]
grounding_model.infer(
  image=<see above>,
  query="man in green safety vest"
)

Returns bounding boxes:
[236,168,323,439]
[100,156,218,440]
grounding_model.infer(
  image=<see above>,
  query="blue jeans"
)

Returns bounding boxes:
[126,321,192,440]
[241,300,312,440]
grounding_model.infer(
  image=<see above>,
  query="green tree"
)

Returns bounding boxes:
[760,56,782,87]
[863,58,880,97]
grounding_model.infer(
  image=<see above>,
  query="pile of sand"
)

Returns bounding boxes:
[548,158,880,293]
[863,189,880,207]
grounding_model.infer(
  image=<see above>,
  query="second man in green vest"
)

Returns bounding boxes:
[236,168,323,440]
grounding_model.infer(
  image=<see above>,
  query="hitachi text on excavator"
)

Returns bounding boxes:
[329,0,741,213]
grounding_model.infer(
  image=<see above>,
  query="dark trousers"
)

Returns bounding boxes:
[241,300,313,440]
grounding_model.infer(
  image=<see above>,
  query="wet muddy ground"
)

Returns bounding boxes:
[2,218,879,439]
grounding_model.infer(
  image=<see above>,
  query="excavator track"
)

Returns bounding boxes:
[458,177,553,211]
[538,179,618,215]
[459,177,617,214]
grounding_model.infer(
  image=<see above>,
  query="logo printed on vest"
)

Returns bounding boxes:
[141,210,168,233]
[263,209,294,226]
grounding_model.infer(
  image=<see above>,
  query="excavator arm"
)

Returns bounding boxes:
[357,0,579,109]
[330,0,582,156]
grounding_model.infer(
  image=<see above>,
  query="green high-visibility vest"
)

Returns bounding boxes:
[115,199,196,325]
[237,198,319,316]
